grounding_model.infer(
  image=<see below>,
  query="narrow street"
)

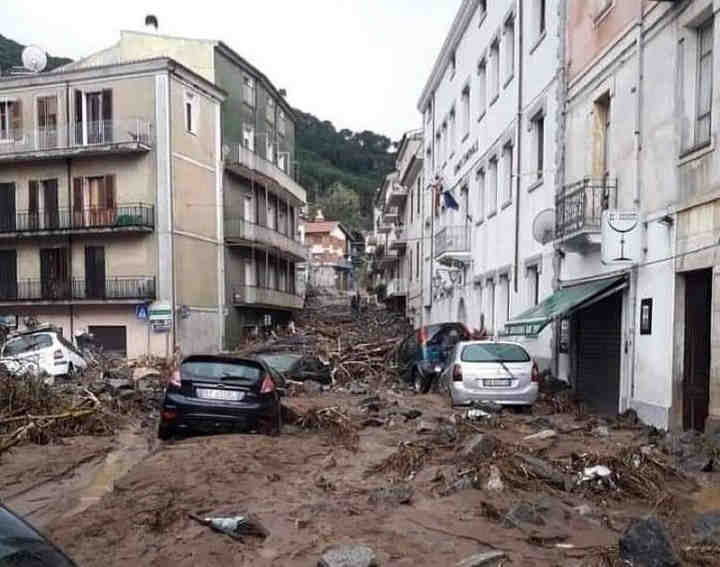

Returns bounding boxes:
[1,297,717,566]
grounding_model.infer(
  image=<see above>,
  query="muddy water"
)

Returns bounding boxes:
[692,482,720,513]
[4,425,151,527]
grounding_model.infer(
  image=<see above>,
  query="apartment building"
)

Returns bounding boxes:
[416,0,559,368]
[300,213,353,292]
[0,30,307,356]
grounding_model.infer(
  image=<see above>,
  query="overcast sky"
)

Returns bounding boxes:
[1,0,460,141]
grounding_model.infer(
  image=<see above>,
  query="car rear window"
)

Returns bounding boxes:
[3,334,52,356]
[181,360,262,380]
[461,343,530,363]
[257,353,302,373]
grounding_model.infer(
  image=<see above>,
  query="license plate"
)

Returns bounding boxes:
[196,388,243,401]
[483,379,511,387]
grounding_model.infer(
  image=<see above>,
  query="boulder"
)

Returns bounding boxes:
[456,551,507,567]
[318,545,378,567]
[619,517,679,567]
[523,429,557,441]
[462,434,500,459]
[504,501,546,528]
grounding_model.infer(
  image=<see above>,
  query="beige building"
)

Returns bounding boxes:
[0,31,308,357]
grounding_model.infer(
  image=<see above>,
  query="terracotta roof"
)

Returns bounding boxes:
[303,221,340,234]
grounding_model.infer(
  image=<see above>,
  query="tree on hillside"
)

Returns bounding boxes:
[315,182,367,231]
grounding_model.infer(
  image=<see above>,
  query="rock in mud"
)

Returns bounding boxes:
[515,453,569,491]
[304,380,324,394]
[619,517,679,567]
[693,511,720,545]
[486,465,504,492]
[462,434,500,459]
[368,484,413,506]
[504,501,546,528]
[322,454,337,470]
[318,544,378,567]
[456,551,507,567]
[523,429,557,441]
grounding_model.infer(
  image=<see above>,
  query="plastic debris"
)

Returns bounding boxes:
[579,465,612,482]
[188,513,269,540]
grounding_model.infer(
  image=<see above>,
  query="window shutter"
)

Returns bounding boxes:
[11,100,22,140]
[102,90,113,122]
[28,180,39,212]
[104,175,115,209]
[73,178,83,211]
[74,90,83,143]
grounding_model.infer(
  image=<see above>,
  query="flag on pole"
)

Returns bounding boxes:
[443,191,459,210]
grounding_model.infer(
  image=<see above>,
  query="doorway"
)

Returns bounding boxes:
[40,248,69,300]
[84,246,106,299]
[683,269,712,431]
[457,298,467,326]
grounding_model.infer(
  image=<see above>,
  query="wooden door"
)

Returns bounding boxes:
[0,183,15,232]
[43,179,59,229]
[40,248,69,299]
[684,270,712,431]
[28,180,39,230]
[84,246,106,299]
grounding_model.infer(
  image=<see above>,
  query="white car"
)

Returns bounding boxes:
[441,340,540,407]
[1,330,87,381]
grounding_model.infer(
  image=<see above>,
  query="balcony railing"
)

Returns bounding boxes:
[387,278,408,297]
[555,177,616,240]
[383,206,400,224]
[0,204,154,236]
[376,222,392,234]
[387,183,408,207]
[231,285,304,310]
[434,225,471,259]
[0,120,153,160]
[224,218,306,260]
[225,143,306,204]
[0,277,156,302]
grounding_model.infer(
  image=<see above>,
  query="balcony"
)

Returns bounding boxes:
[224,218,306,261]
[387,278,408,297]
[0,277,156,305]
[434,225,471,265]
[231,285,304,311]
[225,143,306,205]
[389,227,407,251]
[555,177,616,251]
[376,248,400,266]
[383,206,400,224]
[386,183,408,207]
[376,221,393,234]
[0,120,153,163]
[0,204,154,239]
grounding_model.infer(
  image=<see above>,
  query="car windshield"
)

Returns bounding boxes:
[181,360,262,380]
[3,334,52,357]
[257,353,302,373]
[461,343,530,363]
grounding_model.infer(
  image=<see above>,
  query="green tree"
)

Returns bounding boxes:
[316,182,367,230]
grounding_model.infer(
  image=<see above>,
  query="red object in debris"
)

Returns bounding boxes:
[260,373,275,394]
[161,409,177,422]
[531,360,540,383]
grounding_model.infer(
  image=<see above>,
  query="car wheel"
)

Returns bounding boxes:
[65,363,75,379]
[157,424,174,440]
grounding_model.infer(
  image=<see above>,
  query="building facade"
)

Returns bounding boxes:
[0,30,307,357]
[300,215,353,293]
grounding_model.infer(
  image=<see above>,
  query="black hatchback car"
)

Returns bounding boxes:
[158,354,285,439]
[0,504,77,566]
[395,322,472,393]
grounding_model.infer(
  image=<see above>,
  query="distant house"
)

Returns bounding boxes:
[300,211,354,292]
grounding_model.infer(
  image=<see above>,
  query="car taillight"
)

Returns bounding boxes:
[531,360,540,383]
[168,369,181,388]
[260,374,275,394]
[452,364,463,382]
[53,349,63,360]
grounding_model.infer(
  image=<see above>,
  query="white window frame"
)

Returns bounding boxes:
[490,39,500,102]
[532,111,545,182]
[503,15,516,86]
[502,142,513,205]
[243,76,255,107]
[526,263,540,307]
[184,90,198,135]
[461,85,471,140]
[0,100,13,142]
[476,167,485,223]
[696,17,714,146]
[242,124,255,151]
[478,58,487,119]
[488,156,498,215]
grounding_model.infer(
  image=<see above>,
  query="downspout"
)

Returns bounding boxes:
[66,82,74,339]
[513,0,524,293]
[429,92,436,316]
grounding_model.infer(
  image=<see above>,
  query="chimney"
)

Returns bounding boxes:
[145,15,159,32]
[315,209,325,222]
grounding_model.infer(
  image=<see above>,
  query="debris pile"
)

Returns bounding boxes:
[297,406,360,452]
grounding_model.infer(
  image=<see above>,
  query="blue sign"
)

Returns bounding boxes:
[136,304,148,320]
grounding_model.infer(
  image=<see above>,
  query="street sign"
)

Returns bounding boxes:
[136,304,148,320]
[149,301,173,321]
[601,210,642,265]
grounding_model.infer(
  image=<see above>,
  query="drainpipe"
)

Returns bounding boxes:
[429,92,436,317]
[513,0,524,294]
[65,82,74,339]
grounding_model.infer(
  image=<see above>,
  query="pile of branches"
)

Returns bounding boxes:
[365,441,432,479]
[0,374,119,455]
[297,406,359,452]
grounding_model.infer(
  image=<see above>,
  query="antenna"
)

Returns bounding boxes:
[532,208,556,245]
[21,46,47,73]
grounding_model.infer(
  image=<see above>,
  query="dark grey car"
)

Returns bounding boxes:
[0,504,77,566]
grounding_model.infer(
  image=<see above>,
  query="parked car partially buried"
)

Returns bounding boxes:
[395,322,472,393]
[1,328,87,383]
[0,504,78,566]
[441,340,540,408]
[158,354,285,439]
[254,351,331,384]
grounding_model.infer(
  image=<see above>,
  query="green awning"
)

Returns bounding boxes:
[503,276,626,337]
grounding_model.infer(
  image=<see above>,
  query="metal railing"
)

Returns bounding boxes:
[434,225,471,257]
[387,278,408,296]
[0,204,154,234]
[0,277,156,301]
[555,177,616,239]
[224,217,306,259]
[225,143,305,204]
[231,285,304,310]
[383,206,400,223]
[0,119,153,156]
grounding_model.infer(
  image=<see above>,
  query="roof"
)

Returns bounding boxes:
[304,221,341,234]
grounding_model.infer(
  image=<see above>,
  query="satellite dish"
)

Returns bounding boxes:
[532,208,556,245]
[21,46,47,73]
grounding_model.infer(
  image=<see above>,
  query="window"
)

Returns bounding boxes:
[0,101,11,140]
[490,39,500,101]
[461,85,471,139]
[266,136,275,163]
[476,167,485,221]
[36,95,58,149]
[486,280,496,333]
[499,273,510,329]
[504,16,515,84]
[266,97,276,125]
[538,0,547,36]
[74,89,113,144]
[449,109,456,155]
[278,110,286,136]
[410,189,414,224]
[184,91,197,135]
[243,76,255,107]
[242,124,255,151]
[478,59,487,117]
[488,157,498,214]
[278,152,287,172]
[533,113,544,181]
[593,93,611,178]
[528,265,540,307]
[462,343,530,363]
[696,18,714,146]
[502,142,513,204]
[416,177,421,215]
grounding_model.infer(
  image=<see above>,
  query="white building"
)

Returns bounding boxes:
[416,0,560,370]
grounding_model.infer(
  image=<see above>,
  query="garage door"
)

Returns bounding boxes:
[575,292,622,415]
[88,325,127,357]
